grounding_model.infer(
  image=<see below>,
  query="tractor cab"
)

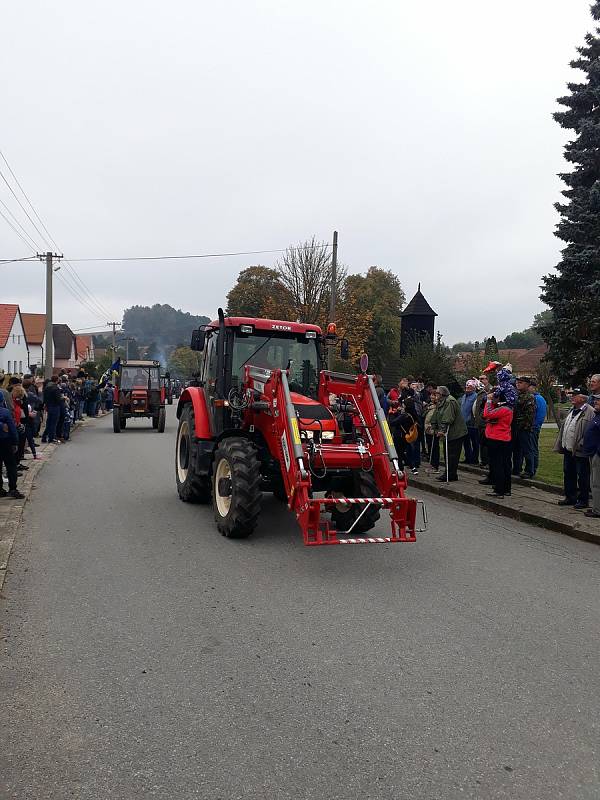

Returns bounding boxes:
[113,360,166,433]
[192,314,328,438]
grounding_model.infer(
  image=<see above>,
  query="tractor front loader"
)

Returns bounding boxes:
[175,311,426,546]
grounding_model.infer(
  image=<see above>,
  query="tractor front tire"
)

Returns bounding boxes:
[213,438,262,538]
[175,405,211,503]
[152,415,159,429]
[157,407,166,433]
[330,470,381,535]
[113,408,121,433]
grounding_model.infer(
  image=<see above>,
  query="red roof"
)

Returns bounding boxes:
[76,335,93,359]
[21,312,46,345]
[0,304,19,348]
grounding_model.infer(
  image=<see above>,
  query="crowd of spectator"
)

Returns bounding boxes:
[376,366,600,516]
[0,369,114,499]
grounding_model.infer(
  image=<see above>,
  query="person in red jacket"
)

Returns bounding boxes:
[482,391,514,498]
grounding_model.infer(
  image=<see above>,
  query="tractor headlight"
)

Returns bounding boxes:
[321,431,334,440]
[305,330,317,339]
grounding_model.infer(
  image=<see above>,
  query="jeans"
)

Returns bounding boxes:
[0,441,18,490]
[25,423,37,457]
[42,405,60,442]
[487,439,512,495]
[563,451,590,505]
[512,429,534,476]
[463,427,480,464]
[408,439,421,469]
[531,427,541,474]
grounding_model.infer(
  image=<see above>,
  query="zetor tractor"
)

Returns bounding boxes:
[175,310,425,547]
[113,360,167,433]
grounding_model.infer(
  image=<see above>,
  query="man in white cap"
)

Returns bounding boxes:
[554,387,595,509]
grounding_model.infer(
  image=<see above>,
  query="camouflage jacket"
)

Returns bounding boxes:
[512,390,535,431]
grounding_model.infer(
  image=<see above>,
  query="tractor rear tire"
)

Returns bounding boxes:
[152,415,159,429]
[157,407,166,433]
[175,404,211,503]
[113,408,121,433]
[330,470,381,535]
[121,416,127,428]
[213,437,262,538]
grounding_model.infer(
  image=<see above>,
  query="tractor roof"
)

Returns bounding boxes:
[211,316,322,335]
[122,360,160,367]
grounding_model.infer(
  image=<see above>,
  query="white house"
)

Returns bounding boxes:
[0,304,30,374]
[22,312,48,372]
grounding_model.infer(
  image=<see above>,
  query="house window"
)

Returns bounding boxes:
[7,361,11,373]
[19,361,23,373]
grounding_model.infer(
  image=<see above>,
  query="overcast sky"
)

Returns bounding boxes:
[0,1,594,344]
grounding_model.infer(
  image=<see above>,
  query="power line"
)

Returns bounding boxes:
[55,271,107,322]
[0,207,38,253]
[0,147,118,320]
[0,197,42,251]
[67,244,333,262]
[0,165,52,249]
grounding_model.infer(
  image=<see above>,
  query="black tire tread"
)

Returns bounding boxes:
[176,404,211,504]
[330,470,381,534]
[213,437,262,538]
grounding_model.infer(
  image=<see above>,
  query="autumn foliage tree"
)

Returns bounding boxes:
[225,266,293,319]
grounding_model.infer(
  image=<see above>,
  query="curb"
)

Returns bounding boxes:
[0,420,86,590]
[409,473,600,546]
[458,462,563,496]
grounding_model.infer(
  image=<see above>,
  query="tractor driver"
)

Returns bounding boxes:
[133,369,148,387]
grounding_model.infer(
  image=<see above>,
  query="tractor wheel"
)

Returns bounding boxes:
[152,415,159,429]
[175,404,211,503]
[157,407,166,433]
[330,470,381,535]
[121,416,127,429]
[113,408,121,433]
[213,437,262,538]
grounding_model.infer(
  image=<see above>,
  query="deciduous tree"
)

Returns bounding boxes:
[225,266,293,319]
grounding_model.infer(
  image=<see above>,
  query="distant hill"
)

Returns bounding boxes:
[122,304,210,350]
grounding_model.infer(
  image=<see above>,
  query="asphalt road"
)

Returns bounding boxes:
[1,408,599,800]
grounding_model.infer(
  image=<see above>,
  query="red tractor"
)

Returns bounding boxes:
[175,310,425,546]
[113,360,167,433]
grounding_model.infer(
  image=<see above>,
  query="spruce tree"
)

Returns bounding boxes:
[541,1,600,381]
[484,336,499,358]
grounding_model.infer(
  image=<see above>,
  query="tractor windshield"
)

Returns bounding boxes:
[121,367,160,391]
[232,332,320,399]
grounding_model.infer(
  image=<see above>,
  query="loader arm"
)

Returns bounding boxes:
[243,366,421,546]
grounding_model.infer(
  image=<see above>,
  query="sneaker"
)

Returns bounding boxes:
[574,502,589,510]
[8,489,25,499]
[426,468,439,475]
[519,472,534,479]
[584,510,600,518]
[558,499,575,506]
[16,464,29,471]
[411,467,419,475]
[487,492,504,498]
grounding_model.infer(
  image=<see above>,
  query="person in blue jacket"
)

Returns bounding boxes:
[529,380,548,477]
[583,393,600,518]
[0,395,24,499]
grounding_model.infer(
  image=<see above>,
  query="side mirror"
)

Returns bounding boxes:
[340,338,350,360]
[190,329,206,352]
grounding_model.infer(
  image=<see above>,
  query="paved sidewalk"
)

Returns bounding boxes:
[0,419,89,589]
[410,461,599,545]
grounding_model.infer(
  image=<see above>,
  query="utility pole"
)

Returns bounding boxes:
[117,336,135,360]
[107,322,121,357]
[328,230,338,370]
[37,251,62,379]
